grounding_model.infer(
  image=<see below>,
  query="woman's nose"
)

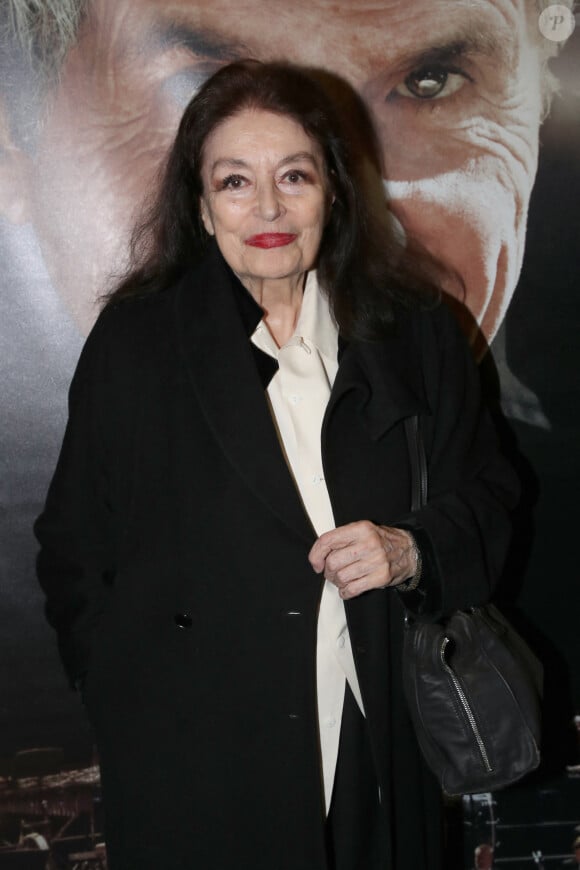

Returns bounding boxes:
[255,182,284,222]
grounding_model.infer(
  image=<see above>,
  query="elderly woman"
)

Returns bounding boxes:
[35,61,517,870]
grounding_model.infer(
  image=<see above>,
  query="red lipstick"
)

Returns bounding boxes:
[245,233,297,249]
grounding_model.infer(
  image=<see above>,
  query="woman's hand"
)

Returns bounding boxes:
[308,521,418,600]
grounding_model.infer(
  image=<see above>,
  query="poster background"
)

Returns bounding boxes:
[1,1,579,865]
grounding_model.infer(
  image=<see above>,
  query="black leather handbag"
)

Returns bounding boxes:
[401,417,543,796]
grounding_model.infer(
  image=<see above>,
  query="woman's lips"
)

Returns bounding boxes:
[245,233,297,248]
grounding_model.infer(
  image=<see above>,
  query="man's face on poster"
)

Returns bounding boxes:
[11,0,545,351]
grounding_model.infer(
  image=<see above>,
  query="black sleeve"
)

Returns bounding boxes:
[394,303,520,619]
[34,309,118,688]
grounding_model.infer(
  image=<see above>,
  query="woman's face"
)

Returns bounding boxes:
[199,108,331,296]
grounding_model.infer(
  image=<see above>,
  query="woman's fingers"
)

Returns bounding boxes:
[308,521,417,598]
[309,521,376,571]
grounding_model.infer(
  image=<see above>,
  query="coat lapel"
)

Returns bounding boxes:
[174,244,316,546]
[326,317,432,442]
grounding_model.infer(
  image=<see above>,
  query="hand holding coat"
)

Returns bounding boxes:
[309,521,418,597]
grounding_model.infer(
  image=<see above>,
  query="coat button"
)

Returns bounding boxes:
[174,612,192,629]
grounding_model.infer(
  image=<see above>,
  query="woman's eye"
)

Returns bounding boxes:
[220,175,246,190]
[283,170,307,184]
[390,65,471,101]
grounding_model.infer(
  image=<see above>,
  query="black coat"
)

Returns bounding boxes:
[35,246,518,869]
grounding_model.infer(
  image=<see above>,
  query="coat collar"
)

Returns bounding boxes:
[331,319,432,442]
[175,243,430,542]
[175,242,315,545]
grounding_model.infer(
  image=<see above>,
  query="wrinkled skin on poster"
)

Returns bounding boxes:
[2,0,545,356]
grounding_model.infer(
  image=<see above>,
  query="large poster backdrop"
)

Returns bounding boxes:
[1,0,578,865]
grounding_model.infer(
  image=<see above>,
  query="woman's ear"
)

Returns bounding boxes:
[325,185,336,225]
[325,170,337,216]
[0,97,33,225]
[199,197,215,236]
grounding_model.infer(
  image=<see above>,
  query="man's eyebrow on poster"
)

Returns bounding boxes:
[147,21,243,106]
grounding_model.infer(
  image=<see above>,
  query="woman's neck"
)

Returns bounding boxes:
[242,273,306,347]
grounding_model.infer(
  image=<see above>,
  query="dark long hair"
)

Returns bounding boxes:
[106,60,438,340]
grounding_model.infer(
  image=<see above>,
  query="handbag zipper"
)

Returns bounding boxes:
[440,637,493,774]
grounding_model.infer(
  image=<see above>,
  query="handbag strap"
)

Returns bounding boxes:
[403,416,428,511]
